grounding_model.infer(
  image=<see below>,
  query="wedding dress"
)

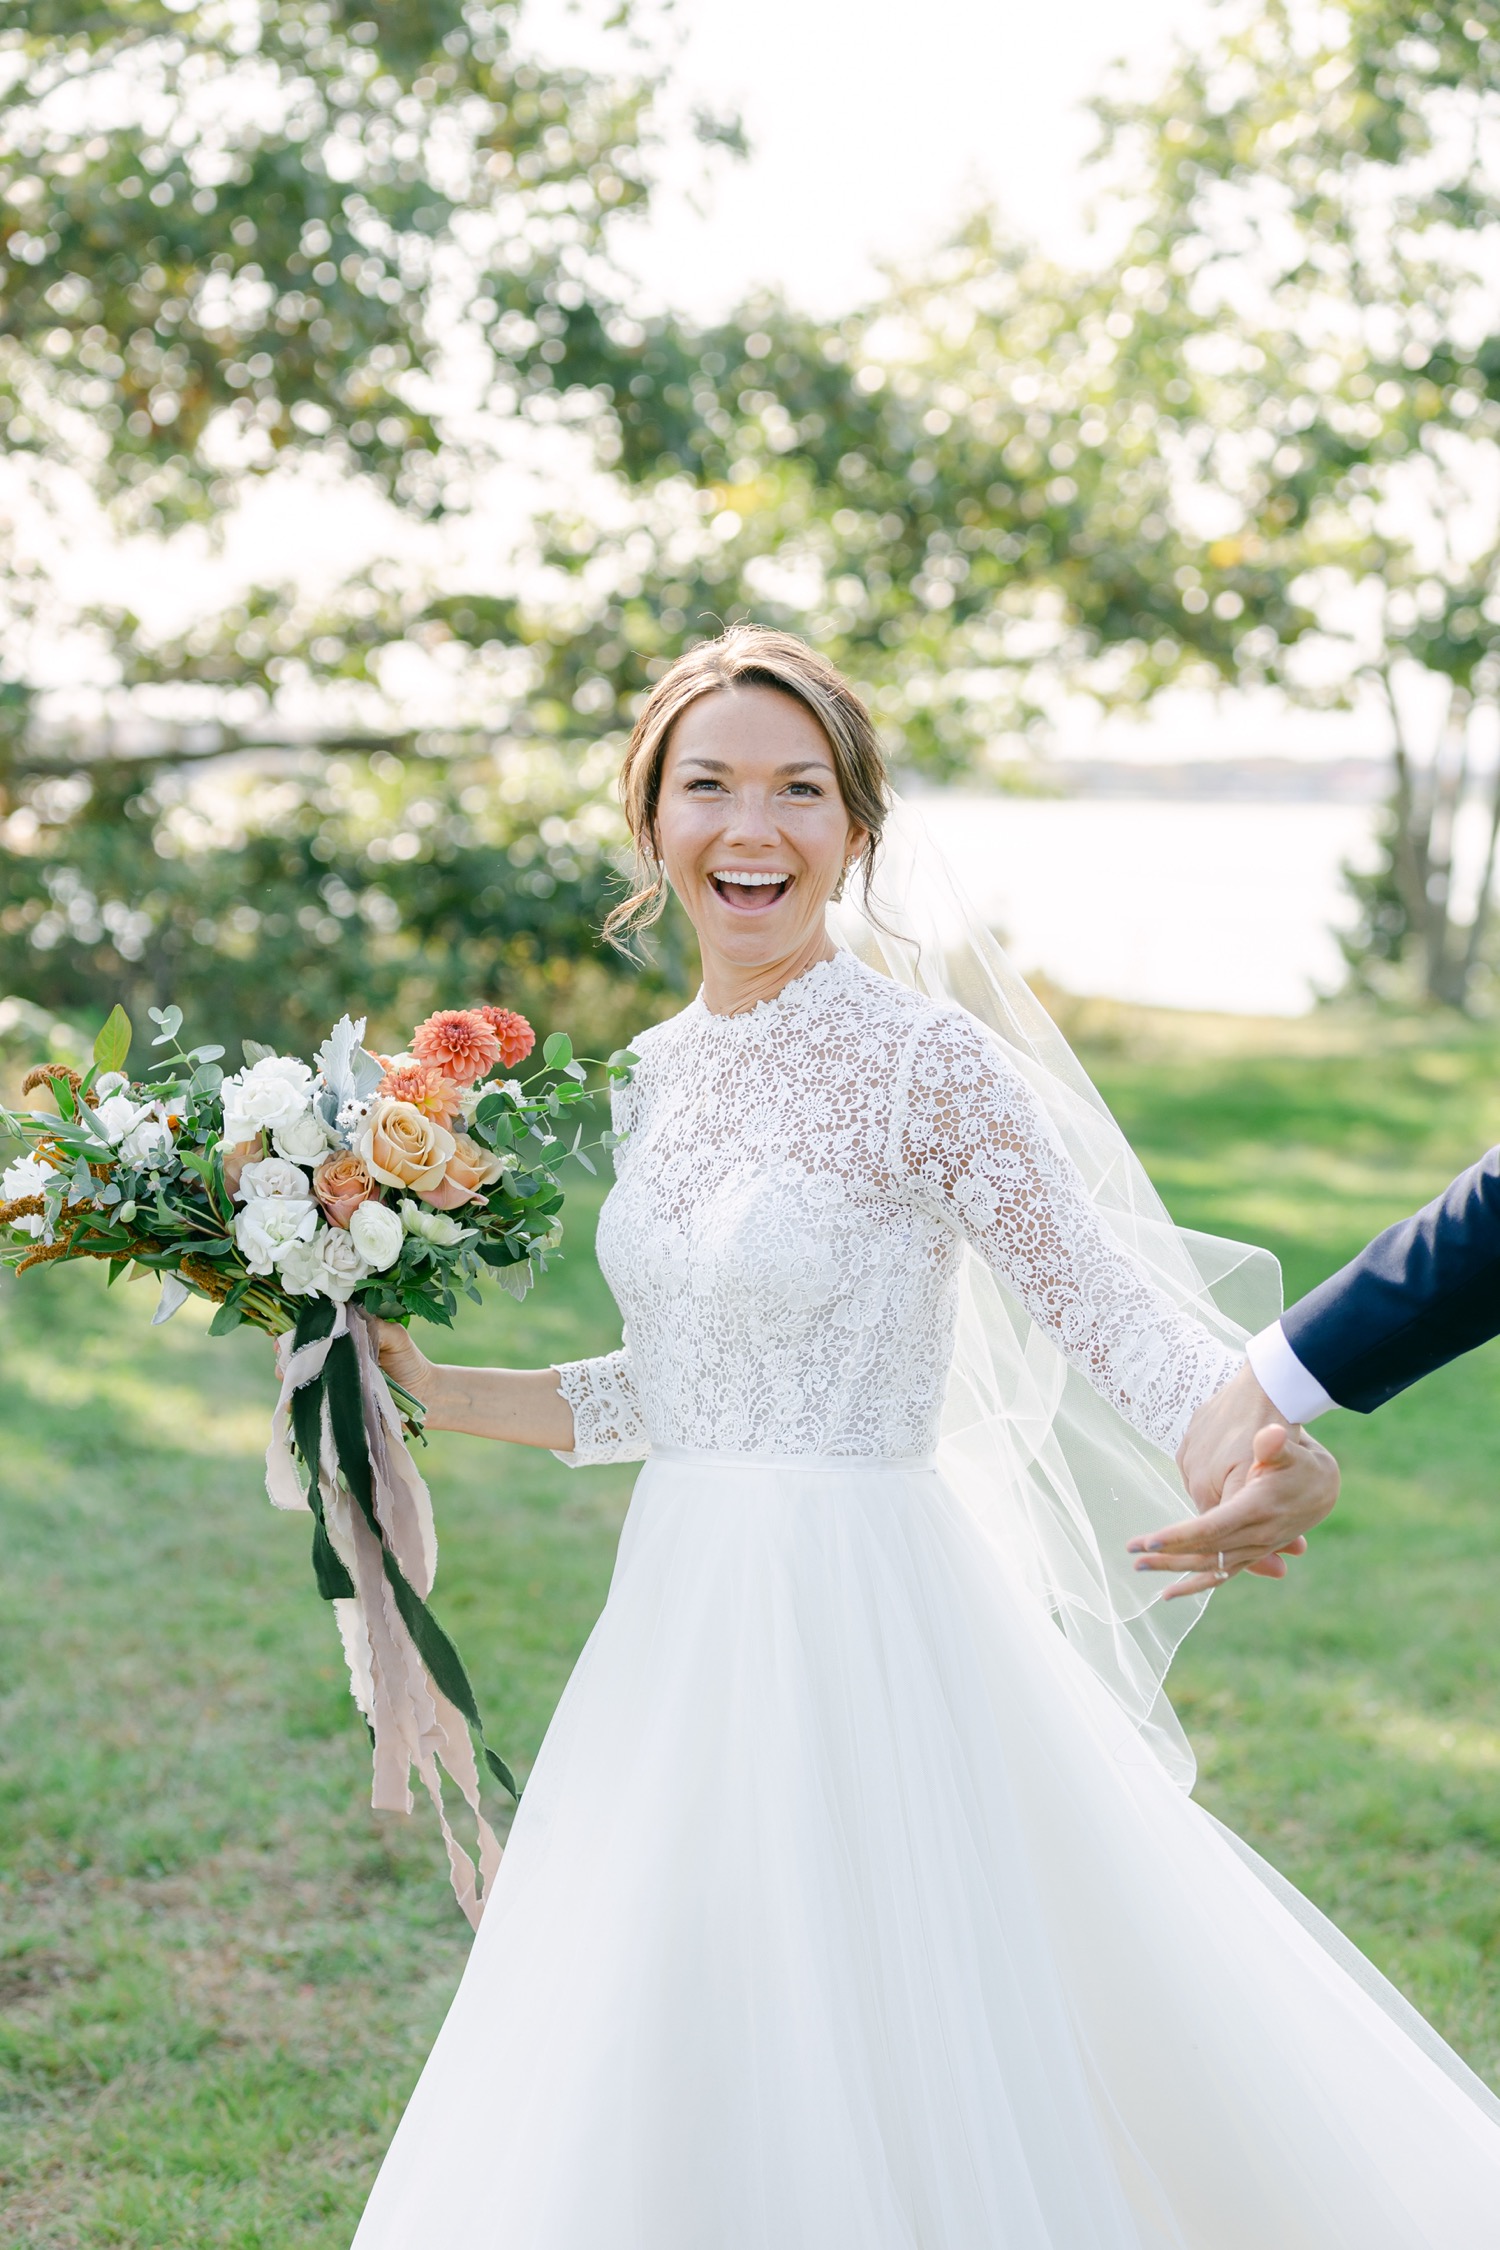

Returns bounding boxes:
[353,945,1500,2249]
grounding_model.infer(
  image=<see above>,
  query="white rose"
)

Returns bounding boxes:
[94,1071,131,1098]
[276,1227,369,1303]
[2,1151,58,1238]
[272,1108,333,1164]
[235,1156,312,1204]
[234,1194,317,1275]
[348,1199,404,1270]
[398,1197,474,1247]
[118,1117,173,1169]
[311,1227,369,1302]
[95,1092,146,1143]
[220,1055,315,1145]
[273,1236,323,1297]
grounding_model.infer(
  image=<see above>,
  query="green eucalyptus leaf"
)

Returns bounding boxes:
[542,1032,573,1069]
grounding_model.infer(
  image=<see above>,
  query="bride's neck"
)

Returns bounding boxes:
[698,928,838,1017]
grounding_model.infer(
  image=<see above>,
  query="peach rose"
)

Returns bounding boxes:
[421,1131,509,1210]
[412,1008,503,1087]
[355,1098,456,1194]
[220,1137,264,1198]
[312,1148,380,1229]
[376,1060,462,1125]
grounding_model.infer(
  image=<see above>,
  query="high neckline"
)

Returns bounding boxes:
[692,948,859,1027]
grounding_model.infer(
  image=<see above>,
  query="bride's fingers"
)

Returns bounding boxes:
[1159,1565,1239,1601]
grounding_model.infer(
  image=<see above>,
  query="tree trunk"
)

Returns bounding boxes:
[1376,669,1493,1008]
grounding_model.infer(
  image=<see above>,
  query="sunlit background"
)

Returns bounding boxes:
[10,12,1500,2241]
[9,0,1498,1045]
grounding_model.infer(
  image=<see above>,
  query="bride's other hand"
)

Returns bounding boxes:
[1128,1420,1338,1599]
[375,1319,439,1406]
[371,1325,576,1450]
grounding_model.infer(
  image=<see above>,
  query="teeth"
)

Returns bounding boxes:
[713,871,788,887]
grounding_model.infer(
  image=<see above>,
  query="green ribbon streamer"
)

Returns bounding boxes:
[288,1299,520,1801]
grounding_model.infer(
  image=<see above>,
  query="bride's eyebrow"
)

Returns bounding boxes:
[674,756,832,776]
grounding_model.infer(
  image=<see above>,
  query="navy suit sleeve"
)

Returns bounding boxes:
[1282,1147,1500,1413]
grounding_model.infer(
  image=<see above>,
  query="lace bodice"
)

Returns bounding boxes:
[554,952,1236,1465]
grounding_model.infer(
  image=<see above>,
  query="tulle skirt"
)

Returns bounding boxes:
[351,1450,1500,2248]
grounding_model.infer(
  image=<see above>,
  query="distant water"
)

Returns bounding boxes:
[915,794,1382,1017]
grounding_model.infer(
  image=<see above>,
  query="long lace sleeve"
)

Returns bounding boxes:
[895,1013,1237,1453]
[551,1345,651,1467]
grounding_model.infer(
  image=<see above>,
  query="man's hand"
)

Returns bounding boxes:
[1125,1360,1340,1600]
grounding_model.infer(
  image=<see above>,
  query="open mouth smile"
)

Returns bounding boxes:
[709,870,794,910]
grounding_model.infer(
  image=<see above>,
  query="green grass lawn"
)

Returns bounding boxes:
[5,1001,1500,2245]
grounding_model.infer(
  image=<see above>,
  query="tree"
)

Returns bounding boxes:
[501,216,1319,778]
[0,0,704,1053]
[1093,0,1500,1006]
[0,0,658,523]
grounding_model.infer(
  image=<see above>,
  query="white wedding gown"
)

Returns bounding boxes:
[353,950,1500,2248]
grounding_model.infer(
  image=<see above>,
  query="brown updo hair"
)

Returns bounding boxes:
[602,625,891,950]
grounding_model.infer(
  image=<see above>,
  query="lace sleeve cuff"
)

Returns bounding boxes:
[551,1348,650,1467]
[1156,1335,1240,1456]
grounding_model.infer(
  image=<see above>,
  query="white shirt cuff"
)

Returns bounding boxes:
[1245,1320,1336,1424]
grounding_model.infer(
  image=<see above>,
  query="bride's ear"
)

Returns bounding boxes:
[833,827,870,902]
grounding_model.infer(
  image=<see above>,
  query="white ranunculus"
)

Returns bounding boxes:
[95,1091,146,1143]
[272,1107,333,1164]
[398,1197,474,1247]
[2,1151,58,1239]
[118,1116,173,1169]
[234,1194,317,1275]
[220,1054,315,1145]
[348,1199,404,1270]
[94,1071,131,1098]
[235,1156,312,1204]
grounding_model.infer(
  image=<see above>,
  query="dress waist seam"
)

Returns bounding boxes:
[647,1445,937,1473]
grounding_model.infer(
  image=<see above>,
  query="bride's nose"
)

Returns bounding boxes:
[718,787,782,848]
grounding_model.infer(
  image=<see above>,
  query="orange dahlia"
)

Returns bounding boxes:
[376,1061,463,1124]
[411,1007,503,1087]
[470,1005,535,1069]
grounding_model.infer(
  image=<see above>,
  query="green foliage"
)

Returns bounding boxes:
[509,220,1321,774]
[0,0,657,523]
[0,735,689,1055]
[92,1001,133,1074]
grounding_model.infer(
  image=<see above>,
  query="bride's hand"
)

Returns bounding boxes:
[375,1319,440,1406]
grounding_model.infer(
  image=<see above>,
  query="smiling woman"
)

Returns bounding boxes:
[602,628,890,1015]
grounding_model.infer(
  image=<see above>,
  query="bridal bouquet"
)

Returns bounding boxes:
[1,999,633,1923]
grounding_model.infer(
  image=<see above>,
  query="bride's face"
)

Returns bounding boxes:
[655,686,864,970]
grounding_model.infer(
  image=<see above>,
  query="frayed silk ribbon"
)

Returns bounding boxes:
[267,1300,512,1929]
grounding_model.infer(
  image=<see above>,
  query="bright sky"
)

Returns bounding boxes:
[535,0,1215,320]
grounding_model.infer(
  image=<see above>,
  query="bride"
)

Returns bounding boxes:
[357,626,1500,2247]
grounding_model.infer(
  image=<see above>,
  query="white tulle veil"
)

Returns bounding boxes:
[831,793,1282,1786]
